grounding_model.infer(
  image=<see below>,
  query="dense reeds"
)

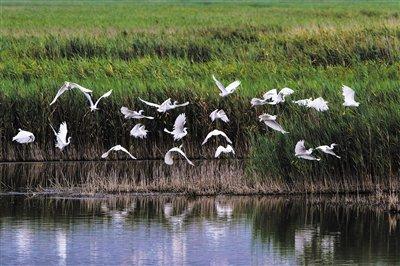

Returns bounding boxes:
[0,2,399,191]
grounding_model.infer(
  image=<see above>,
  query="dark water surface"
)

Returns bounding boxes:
[0,195,399,265]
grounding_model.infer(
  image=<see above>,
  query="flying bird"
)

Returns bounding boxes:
[50,82,93,105]
[101,145,136,160]
[342,85,359,107]
[292,98,312,107]
[215,144,235,158]
[315,144,340,158]
[295,140,320,161]
[307,97,329,112]
[50,122,71,150]
[164,145,194,166]
[202,129,232,145]
[83,90,112,112]
[209,109,229,123]
[212,75,241,97]
[130,124,148,139]
[258,113,288,134]
[252,88,294,106]
[164,113,188,141]
[139,98,189,113]
[120,107,154,120]
[12,129,35,144]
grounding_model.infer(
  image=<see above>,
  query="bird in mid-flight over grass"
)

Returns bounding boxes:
[258,114,288,134]
[164,145,194,166]
[315,144,340,158]
[202,129,232,145]
[212,75,241,97]
[130,124,148,139]
[295,140,320,161]
[101,145,136,160]
[50,82,93,106]
[83,90,112,112]
[139,98,189,113]
[164,113,188,141]
[209,109,229,123]
[215,144,235,158]
[12,129,35,144]
[50,121,71,151]
[342,85,360,107]
[293,97,329,112]
[120,107,154,120]
[251,88,294,106]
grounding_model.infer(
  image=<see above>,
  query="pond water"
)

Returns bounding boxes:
[0,195,399,265]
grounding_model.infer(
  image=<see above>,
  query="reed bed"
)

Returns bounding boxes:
[0,2,399,192]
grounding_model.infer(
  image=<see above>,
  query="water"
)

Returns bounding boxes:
[1,195,399,265]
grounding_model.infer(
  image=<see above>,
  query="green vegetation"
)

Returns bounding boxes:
[0,1,399,192]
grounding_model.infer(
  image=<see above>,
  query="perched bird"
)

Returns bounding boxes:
[139,98,189,113]
[50,82,93,105]
[164,145,194,166]
[215,144,235,158]
[307,97,329,112]
[164,113,188,141]
[101,145,136,160]
[130,124,148,139]
[83,90,112,112]
[12,129,35,144]
[295,140,320,161]
[292,98,312,107]
[212,75,241,97]
[120,107,154,120]
[258,113,288,134]
[202,129,232,145]
[342,85,359,107]
[315,144,340,158]
[50,122,71,151]
[209,109,229,123]
[252,88,294,106]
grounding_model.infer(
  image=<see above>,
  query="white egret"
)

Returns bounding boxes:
[251,88,294,106]
[258,113,288,134]
[215,144,235,158]
[101,145,136,160]
[164,145,194,166]
[202,129,232,145]
[164,113,188,141]
[307,97,329,112]
[209,109,229,123]
[83,90,112,112]
[295,140,320,161]
[50,122,71,150]
[50,82,93,105]
[120,107,154,120]
[342,85,359,107]
[12,129,35,144]
[212,75,241,97]
[139,98,189,113]
[130,124,148,139]
[315,144,340,158]
[292,98,312,107]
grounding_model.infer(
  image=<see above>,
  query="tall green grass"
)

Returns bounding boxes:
[0,1,399,190]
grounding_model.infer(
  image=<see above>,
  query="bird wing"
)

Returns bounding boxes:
[215,144,234,158]
[209,110,218,121]
[224,80,241,93]
[293,99,311,106]
[342,85,356,103]
[83,92,94,107]
[70,83,93,93]
[139,97,161,108]
[263,89,278,100]
[264,120,288,134]
[101,146,117,158]
[94,90,112,106]
[212,75,226,94]
[166,147,194,166]
[49,83,68,105]
[175,101,189,107]
[58,122,68,142]
[308,97,329,112]
[218,110,229,123]
[118,146,137,159]
[120,106,135,118]
[173,113,186,132]
[295,140,307,155]
[279,87,294,96]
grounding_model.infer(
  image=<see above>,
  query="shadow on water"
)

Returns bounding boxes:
[0,195,399,264]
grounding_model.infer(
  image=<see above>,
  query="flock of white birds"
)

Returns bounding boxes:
[12,76,360,165]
